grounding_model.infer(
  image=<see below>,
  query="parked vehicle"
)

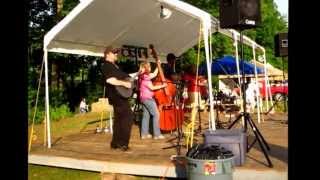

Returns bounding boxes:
[233,80,288,101]
[259,80,288,101]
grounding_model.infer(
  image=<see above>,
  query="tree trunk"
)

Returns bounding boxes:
[56,61,61,90]
[57,0,64,16]
[49,60,52,87]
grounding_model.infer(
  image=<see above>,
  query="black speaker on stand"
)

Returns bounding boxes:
[219,0,273,168]
[219,0,261,29]
[274,32,288,113]
[275,33,288,57]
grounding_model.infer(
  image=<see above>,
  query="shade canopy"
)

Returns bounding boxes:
[44,0,264,61]
[199,56,265,75]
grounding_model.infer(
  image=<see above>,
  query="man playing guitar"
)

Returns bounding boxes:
[101,46,134,152]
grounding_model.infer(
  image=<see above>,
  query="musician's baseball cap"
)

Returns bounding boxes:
[104,46,121,55]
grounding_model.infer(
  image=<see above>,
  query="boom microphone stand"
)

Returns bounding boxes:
[195,85,202,133]
[228,30,273,168]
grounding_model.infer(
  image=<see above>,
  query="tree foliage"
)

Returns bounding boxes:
[183,0,288,71]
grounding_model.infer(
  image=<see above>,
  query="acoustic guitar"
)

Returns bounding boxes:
[115,77,135,98]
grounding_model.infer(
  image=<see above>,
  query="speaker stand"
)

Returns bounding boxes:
[228,112,273,168]
[230,29,273,168]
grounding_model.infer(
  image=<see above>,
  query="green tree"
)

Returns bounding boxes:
[183,0,288,71]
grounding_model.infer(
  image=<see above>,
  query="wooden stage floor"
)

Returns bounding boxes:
[29,111,288,179]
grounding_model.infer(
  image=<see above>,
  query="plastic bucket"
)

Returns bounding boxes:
[186,156,233,180]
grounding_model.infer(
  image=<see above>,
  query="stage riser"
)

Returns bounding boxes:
[29,154,287,179]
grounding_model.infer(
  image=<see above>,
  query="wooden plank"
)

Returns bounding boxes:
[29,154,287,180]
[28,154,186,178]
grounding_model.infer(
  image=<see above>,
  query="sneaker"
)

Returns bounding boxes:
[111,144,132,153]
[110,144,121,150]
[154,135,165,140]
[118,145,133,153]
[119,145,130,151]
[141,134,152,139]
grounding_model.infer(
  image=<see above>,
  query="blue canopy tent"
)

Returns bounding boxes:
[199,56,264,75]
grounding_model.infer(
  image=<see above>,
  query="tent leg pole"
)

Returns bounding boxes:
[44,49,51,148]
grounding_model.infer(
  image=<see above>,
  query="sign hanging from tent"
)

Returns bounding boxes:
[121,45,148,59]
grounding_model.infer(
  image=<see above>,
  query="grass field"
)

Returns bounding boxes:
[29,164,162,180]
[29,111,112,145]
[29,164,101,180]
[29,112,108,180]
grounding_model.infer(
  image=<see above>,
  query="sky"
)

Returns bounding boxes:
[274,0,288,16]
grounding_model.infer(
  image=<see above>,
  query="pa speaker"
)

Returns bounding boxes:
[219,0,261,29]
[274,33,288,57]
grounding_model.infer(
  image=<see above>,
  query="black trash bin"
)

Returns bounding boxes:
[186,144,234,180]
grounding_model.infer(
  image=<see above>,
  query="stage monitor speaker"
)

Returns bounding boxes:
[219,0,261,29]
[274,33,288,57]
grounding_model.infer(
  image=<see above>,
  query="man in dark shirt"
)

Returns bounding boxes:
[101,46,134,152]
[162,53,179,81]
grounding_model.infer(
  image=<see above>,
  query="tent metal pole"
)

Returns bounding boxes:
[203,22,215,130]
[232,30,243,113]
[44,49,51,148]
[282,57,287,112]
[208,27,215,130]
[252,43,261,123]
[208,27,213,129]
[262,50,269,111]
[266,73,274,110]
[263,52,274,111]
[240,31,247,115]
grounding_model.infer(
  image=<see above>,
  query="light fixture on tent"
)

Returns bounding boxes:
[160,5,172,19]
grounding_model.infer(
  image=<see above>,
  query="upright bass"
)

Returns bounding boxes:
[149,45,183,131]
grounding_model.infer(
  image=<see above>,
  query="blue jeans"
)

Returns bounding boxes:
[141,98,161,137]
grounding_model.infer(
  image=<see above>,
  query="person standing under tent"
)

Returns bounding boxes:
[182,64,207,110]
[138,61,167,140]
[162,52,184,106]
[162,53,181,82]
[245,78,257,113]
[101,46,134,152]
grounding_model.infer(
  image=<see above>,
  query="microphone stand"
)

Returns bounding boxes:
[162,81,186,155]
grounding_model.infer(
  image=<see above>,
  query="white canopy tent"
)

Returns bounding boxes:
[43,0,267,148]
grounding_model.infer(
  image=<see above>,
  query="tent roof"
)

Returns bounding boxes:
[255,61,287,77]
[199,55,264,75]
[44,0,264,61]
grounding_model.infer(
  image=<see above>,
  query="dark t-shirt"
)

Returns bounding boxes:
[162,64,174,80]
[101,61,130,104]
[162,63,181,83]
